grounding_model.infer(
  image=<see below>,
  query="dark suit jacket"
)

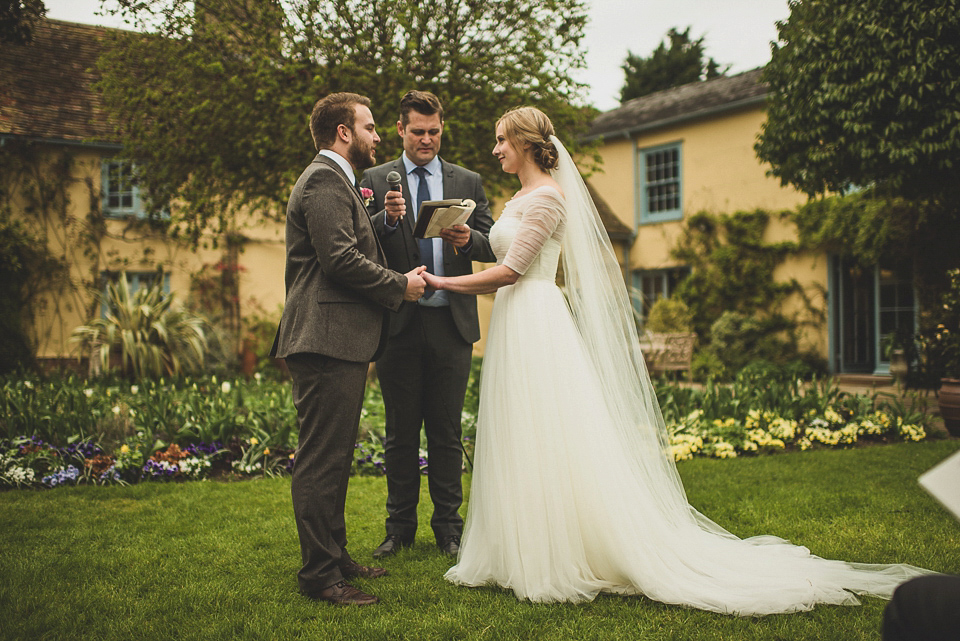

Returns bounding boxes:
[360,157,496,344]
[273,154,406,363]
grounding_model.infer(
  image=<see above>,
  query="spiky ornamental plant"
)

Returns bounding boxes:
[72,274,210,380]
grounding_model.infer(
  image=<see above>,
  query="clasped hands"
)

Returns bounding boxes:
[384,188,472,248]
[402,266,443,300]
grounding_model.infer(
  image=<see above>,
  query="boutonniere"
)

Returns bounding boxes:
[360,187,373,206]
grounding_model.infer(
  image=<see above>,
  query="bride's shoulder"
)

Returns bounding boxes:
[532,180,564,201]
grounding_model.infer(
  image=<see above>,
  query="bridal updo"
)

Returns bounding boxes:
[497,107,559,171]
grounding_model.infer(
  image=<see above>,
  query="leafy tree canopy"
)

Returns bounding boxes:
[756,0,960,202]
[619,27,727,103]
[97,0,593,243]
[0,0,46,44]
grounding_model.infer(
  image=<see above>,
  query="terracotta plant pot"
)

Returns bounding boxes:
[938,378,960,437]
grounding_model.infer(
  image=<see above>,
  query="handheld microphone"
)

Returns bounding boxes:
[386,171,402,194]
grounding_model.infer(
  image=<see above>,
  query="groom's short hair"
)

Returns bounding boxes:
[310,93,372,150]
[399,90,444,126]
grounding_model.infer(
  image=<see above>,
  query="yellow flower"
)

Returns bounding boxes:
[264,448,271,456]
[249,437,259,446]
[120,445,130,454]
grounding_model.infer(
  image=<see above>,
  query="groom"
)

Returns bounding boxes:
[272,92,426,606]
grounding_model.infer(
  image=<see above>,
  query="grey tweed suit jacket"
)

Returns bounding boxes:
[360,157,496,344]
[272,154,406,363]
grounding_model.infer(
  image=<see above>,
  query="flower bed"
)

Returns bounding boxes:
[0,364,934,489]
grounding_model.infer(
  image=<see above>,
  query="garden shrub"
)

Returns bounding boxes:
[646,298,693,333]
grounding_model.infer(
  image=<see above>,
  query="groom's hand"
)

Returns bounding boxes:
[403,266,427,301]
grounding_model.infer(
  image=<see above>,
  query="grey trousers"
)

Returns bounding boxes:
[286,352,368,594]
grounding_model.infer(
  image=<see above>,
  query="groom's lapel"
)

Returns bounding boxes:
[317,154,366,209]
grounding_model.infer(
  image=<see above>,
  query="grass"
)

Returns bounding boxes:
[2,440,959,641]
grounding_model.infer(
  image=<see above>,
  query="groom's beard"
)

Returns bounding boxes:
[347,136,375,170]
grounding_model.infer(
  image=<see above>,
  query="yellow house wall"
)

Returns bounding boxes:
[592,106,830,358]
[17,144,288,362]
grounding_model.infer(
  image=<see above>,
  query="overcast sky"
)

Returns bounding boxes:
[43,0,791,113]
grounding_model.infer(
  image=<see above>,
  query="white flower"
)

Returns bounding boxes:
[221,381,231,394]
[24,381,33,389]
[112,406,121,415]
[130,385,139,394]
[84,388,94,398]
[254,372,262,382]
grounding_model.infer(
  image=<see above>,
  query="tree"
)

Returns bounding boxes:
[756,0,960,318]
[619,27,727,103]
[0,0,45,44]
[756,0,960,202]
[97,0,593,242]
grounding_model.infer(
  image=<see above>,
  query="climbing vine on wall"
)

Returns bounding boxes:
[670,209,825,380]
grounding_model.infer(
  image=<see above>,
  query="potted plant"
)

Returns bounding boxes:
[932,269,960,436]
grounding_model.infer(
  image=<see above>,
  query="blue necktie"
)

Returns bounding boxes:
[413,166,434,298]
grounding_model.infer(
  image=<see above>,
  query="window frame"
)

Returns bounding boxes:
[636,141,683,226]
[101,159,144,219]
[630,266,691,326]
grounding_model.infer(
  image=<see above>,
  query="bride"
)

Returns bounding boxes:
[421,106,931,615]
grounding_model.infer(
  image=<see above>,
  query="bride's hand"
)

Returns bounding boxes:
[422,271,443,291]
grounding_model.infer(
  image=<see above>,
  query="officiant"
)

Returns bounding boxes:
[360,90,496,559]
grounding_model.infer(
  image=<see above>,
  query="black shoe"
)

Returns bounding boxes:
[438,535,460,557]
[373,534,408,559]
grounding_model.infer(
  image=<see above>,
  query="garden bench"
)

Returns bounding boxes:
[640,332,697,378]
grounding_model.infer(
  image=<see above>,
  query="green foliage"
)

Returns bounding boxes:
[913,268,960,384]
[757,0,960,202]
[0,142,97,371]
[71,274,211,380]
[619,27,728,102]
[669,210,821,379]
[792,190,925,266]
[0,0,46,45]
[98,0,594,242]
[0,210,65,372]
[645,297,693,332]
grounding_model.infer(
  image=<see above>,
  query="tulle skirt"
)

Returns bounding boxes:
[445,278,931,615]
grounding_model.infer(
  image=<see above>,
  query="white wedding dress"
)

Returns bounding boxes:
[444,140,931,616]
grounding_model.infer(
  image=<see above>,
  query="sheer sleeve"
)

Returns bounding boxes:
[501,188,565,275]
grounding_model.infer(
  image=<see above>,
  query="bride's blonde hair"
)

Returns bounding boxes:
[497,107,559,171]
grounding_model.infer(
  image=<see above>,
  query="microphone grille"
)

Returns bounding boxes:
[386,171,402,184]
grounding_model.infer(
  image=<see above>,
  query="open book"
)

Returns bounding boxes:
[413,199,476,239]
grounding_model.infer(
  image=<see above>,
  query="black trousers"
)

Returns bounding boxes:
[286,353,368,594]
[883,575,960,641]
[376,305,472,543]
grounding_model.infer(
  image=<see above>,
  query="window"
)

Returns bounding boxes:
[631,267,690,324]
[101,159,143,218]
[877,258,915,370]
[100,270,170,318]
[637,143,682,224]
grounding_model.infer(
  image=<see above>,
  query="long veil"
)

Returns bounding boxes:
[548,135,931,614]
[551,135,692,521]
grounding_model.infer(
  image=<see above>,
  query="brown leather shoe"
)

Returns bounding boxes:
[307,581,379,606]
[340,559,388,579]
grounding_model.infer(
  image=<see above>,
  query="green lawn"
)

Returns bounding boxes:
[2,440,958,641]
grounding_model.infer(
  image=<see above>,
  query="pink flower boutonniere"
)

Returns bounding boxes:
[360,187,373,207]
